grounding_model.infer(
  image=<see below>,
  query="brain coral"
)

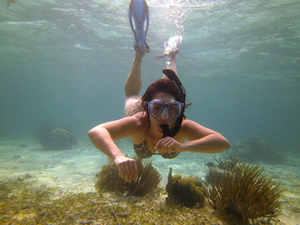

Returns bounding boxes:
[39,128,77,150]
[166,168,205,208]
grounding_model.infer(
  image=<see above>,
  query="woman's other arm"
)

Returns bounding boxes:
[180,119,230,153]
[155,119,230,154]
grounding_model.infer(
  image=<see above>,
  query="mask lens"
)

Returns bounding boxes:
[149,101,164,117]
[168,103,181,119]
[149,100,183,119]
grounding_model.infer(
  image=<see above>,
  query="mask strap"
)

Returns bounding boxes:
[160,69,185,137]
[162,69,186,107]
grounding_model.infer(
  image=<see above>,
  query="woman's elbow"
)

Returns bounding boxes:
[213,133,230,153]
[220,138,231,152]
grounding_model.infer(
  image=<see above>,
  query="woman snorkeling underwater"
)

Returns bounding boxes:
[88,0,230,183]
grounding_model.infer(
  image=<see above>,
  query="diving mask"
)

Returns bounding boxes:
[148,100,183,119]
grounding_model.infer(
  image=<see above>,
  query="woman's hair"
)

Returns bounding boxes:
[141,79,184,112]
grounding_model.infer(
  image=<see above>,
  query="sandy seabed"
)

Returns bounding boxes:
[0,138,299,224]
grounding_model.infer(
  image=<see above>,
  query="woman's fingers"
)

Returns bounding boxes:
[119,165,124,178]
[132,160,138,181]
[127,160,138,182]
[155,137,176,152]
[123,164,130,182]
[115,157,138,183]
[126,160,138,182]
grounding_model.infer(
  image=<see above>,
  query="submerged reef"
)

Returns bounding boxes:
[95,157,161,196]
[36,122,77,150]
[205,162,282,225]
[228,136,283,164]
[166,168,206,208]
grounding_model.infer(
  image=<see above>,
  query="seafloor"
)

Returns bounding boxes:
[0,139,299,224]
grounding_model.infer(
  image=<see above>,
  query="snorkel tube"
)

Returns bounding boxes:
[159,69,186,138]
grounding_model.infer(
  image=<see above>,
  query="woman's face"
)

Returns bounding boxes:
[148,92,177,134]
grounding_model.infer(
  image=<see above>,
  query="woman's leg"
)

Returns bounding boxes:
[163,35,182,78]
[163,54,178,79]
[124,52,143,116]
[166,55,177,73]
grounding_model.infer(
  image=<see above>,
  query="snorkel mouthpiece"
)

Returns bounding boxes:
[159,116,183,138]
[159,124,171,138]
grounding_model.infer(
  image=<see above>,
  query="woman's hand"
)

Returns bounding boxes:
[114,156,138,183]
[154,137,184,153]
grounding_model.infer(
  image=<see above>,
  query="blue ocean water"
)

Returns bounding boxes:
[0,0,299,148]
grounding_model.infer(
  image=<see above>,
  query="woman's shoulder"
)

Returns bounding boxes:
[181,118,210,129]
[127,111,148,128]
[181,118,195,126]
[125,112,148,141]
[180,118,205,132]
[180,118,219,138]
[104,113,147,135]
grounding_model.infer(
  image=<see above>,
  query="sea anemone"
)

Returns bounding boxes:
[205,162,281,224]
[95,157,161,196]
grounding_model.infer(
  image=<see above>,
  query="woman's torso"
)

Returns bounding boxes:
[130,112,186,157]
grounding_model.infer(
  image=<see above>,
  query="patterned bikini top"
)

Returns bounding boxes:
[133,138,180,159]
[127,99,180,159]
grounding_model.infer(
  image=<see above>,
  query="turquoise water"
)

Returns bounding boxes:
[1,1,300,223]
[1,0,300,147]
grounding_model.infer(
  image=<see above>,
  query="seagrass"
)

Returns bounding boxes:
[0,178,226,224]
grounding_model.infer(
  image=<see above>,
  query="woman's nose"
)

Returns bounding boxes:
[160,108,169,118]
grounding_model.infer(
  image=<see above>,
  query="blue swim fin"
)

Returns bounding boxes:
[129,0,150,56]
